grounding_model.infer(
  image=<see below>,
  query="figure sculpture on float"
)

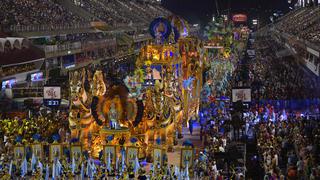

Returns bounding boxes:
[155,22,165,44]
[69,69,93,147]
[108,101,120,129]
[92,70,106,97]
[69,69,111,155]
[124,68,144,99]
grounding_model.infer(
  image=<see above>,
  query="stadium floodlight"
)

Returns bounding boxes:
[270,16,274,22]
[252,19,258,25]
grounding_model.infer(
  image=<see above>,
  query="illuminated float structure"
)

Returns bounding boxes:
[68,17,203,158]
[168,15,206,123]
[130,17,184,152]
[178,36,205,122]
[200,17,249,117]
[204,17,233,59]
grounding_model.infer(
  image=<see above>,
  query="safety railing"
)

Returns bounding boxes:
[35,38,116,55]
[12,87,43,98]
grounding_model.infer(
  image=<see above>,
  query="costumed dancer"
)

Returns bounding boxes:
[128,162,134,179]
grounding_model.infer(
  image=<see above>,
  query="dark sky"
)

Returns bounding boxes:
[162,0,293,25]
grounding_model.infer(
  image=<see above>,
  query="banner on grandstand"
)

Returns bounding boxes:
[43,86,61,107]
[232,88,251,103]
[232,14,247,22]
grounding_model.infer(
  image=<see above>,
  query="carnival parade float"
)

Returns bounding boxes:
[67,16,205,167]
[200,17,246,118]
[0,16,248,179]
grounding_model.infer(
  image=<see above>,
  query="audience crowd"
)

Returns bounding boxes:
[276,6,320,45]
[0,111,70,157]
[254,107,320,179]
[0,0,170,29]
[195,116,246,179]
[1,63,36,77]
[237,37,320,100]
[0,0,83,27]
[75,0,170,26]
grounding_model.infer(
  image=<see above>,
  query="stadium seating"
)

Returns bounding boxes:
[0,0,83,27]
[275,6,320,45]
[0,0,171,31]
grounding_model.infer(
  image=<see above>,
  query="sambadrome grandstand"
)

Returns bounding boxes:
[0,0,198,105]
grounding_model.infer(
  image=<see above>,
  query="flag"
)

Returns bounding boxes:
[116,156,119,171]
[71,157,76,175]
[86,159,92,178]
[31,153,37,172]
[80,163,84,180]
[134,155,140,173]
[178,169,182,180]
[56,159,62,177]
[91,159,97,177]
[185,161,190,180]
[174,165,179,178]
[45,164,49,180]
[121,150,125,172]
[38,160,43,175]
[20,157,28,177]
[107,152,111,172]
[8,160,12,177]
[52,161,56,179]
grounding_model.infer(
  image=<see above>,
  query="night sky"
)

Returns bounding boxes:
[162,0,293,25]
